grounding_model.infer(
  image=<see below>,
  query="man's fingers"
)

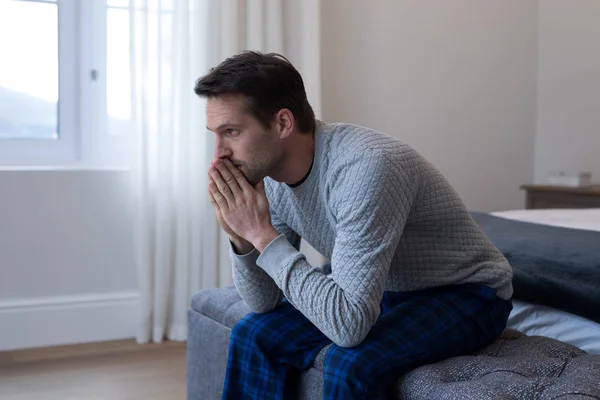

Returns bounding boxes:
[208,181,228,209]
[209,167,235,204]
[223,159,252,191]
[208,184,218,209]
[214,160,242,195]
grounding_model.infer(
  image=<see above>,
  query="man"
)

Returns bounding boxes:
[195,51,513,399]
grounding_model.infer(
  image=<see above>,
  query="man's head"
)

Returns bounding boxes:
[194,51,315,186]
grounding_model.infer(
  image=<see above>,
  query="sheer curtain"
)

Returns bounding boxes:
[130,0,321,344]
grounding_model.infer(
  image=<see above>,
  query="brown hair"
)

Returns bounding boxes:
[194,51,315,134]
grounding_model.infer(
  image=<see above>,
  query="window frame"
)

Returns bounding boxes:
[91,0,132,167]
[0,0,131,169]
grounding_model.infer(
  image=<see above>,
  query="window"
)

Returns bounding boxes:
[106,1,132,137]
[0,0,131,168]
[0,0,58,140]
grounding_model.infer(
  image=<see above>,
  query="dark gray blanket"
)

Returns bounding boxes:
[470,211,600,324]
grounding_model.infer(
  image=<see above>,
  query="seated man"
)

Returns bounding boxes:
[194,51,513,400]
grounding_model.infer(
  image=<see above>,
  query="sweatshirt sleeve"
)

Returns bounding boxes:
[231,207,301,313]
[256,151,418,347]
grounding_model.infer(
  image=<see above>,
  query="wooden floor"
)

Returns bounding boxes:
[0,340,187,400]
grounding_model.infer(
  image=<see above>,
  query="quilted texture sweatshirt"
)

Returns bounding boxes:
[230,121,513,348]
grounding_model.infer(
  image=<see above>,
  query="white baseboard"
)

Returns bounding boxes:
[0,291,140,351]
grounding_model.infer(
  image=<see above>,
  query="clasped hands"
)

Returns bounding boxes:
[208,158,279,253]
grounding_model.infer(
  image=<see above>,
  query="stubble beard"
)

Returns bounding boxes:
[242,153,285,187]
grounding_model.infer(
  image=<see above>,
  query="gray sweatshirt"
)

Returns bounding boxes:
[230,121,513,348]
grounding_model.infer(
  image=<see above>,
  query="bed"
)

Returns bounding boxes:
[479,208,600,355]
[187,208,600,399]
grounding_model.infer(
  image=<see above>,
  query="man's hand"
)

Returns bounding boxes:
[208,175,254,254]
[208,159,279,252]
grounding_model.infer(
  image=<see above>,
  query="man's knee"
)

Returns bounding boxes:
[231,302,297,345]
[325,347,375,388]
[231,311,273,345]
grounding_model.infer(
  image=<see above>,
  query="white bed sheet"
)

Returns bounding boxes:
[488,208,600,354]
[508,299,600,354]
[491,208,600,232]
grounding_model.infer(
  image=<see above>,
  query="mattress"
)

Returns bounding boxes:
[508,299,600,354]
[490,208,600,354]
[491,208,600,232]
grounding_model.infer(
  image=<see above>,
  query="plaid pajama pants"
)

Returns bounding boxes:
[222,283,512,400]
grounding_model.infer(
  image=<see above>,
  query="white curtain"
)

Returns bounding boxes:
[130,0,321,344]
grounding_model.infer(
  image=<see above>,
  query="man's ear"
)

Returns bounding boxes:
[274,109,294,139]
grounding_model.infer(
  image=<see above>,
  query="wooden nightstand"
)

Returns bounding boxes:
[520,184,600,209]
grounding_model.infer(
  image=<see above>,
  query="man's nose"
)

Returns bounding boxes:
[214,139,232,159]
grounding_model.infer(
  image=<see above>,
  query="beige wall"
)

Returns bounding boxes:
[534,0,600,183]
[0,171,138,350]
[0,171,136,299]
[321,0,538,212]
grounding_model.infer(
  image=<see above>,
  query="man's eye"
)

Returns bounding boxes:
[226,129,238,136]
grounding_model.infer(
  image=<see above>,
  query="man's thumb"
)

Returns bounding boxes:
[255,179,266,194]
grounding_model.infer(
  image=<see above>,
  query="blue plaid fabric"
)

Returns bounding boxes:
[222,284,512,400]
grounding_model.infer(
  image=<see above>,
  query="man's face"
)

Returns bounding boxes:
[206,94,284,186]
